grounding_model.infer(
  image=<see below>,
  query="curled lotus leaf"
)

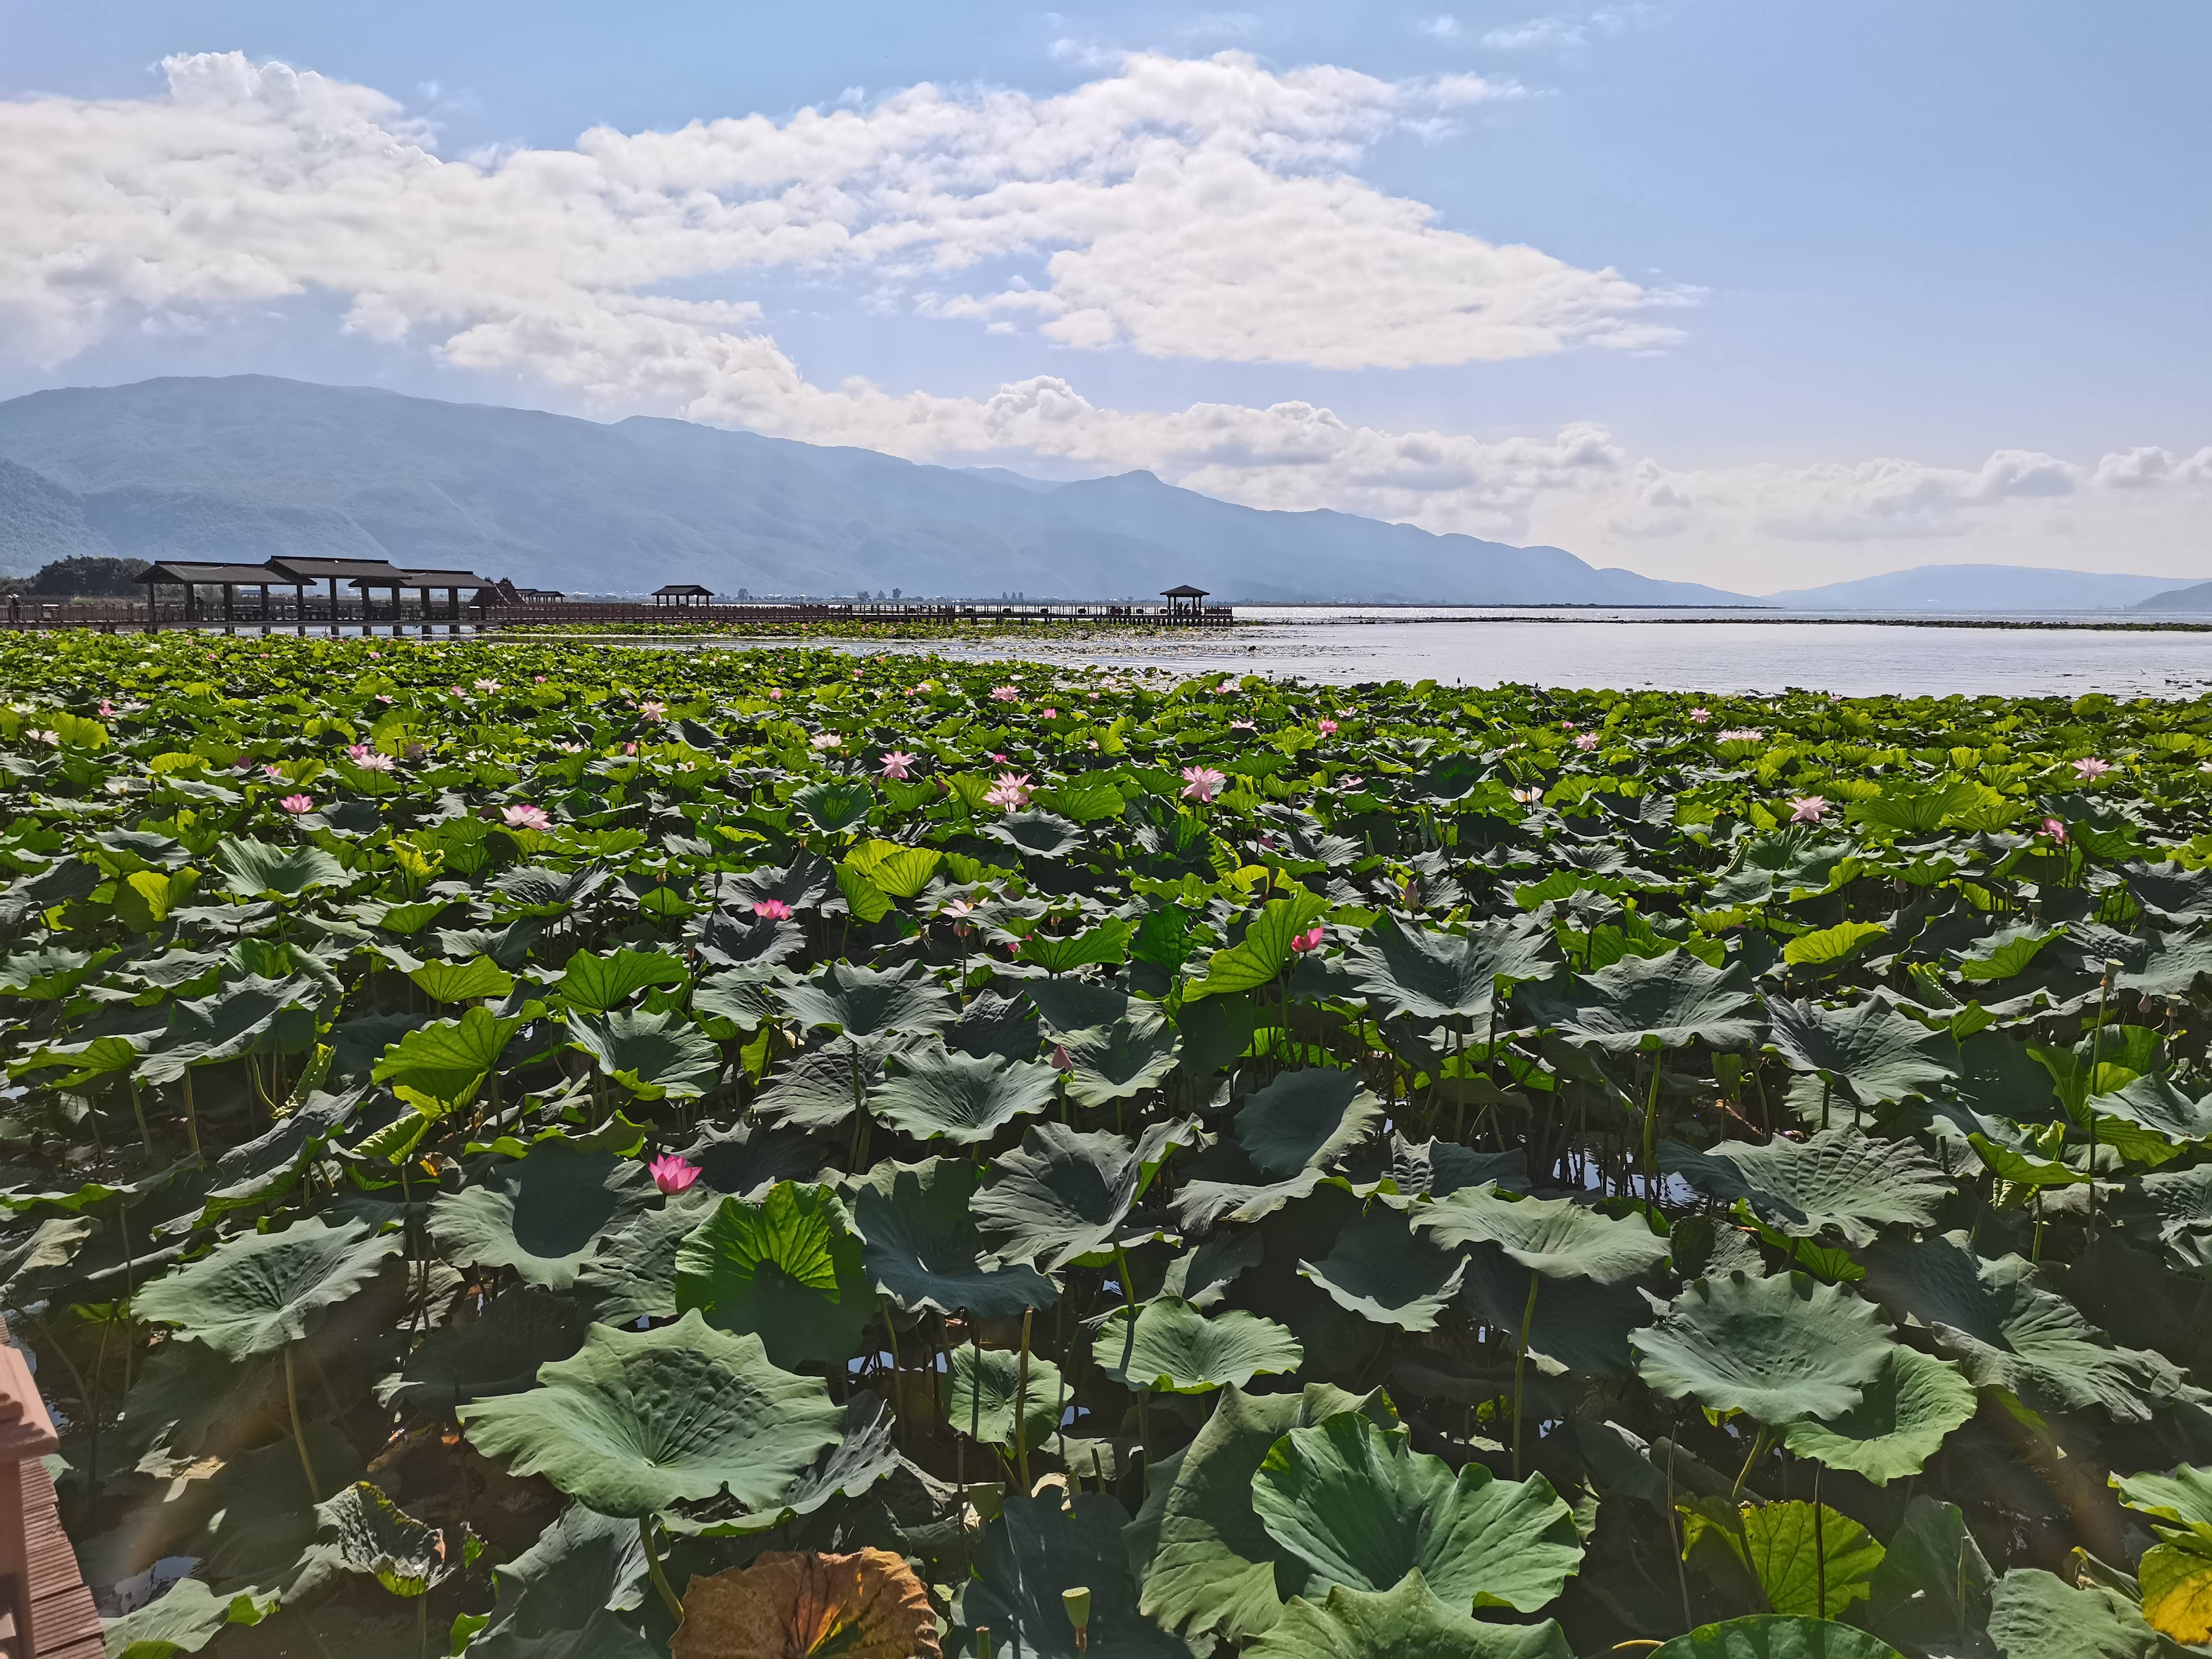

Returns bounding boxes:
[567,1006,722,1101]
[844,1156,1056,1321]
[1764,997,1955,1105]
[1516,949,1763,1054]
[1779,1346,1976,1485]
[941,1342,1066,1449]
[1245,1572,1574,1659]
[430,1142,657,1292]
[1251,1413,1585,1615]
[1298,1206,1467,1332]
[673,1182,873,1370]
[457,1310,843,1519]
[1631,1272,1898,1426]
[1342,912,1558,1022]
[865,1043,1058,1143]
[670,1549,939,1659]
[1694,1127,1953,1247]
[778,960,955,1040]
[976,1117,1194,1272]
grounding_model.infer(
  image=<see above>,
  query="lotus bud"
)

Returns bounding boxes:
[976,1629,993,1659]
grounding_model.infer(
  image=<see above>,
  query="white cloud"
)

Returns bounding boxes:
[0,50,2206,593]
[1417,16,1467,39]
[1480,7,1644,52]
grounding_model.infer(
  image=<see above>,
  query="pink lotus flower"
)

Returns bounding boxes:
[375,694,394,704]
[503,803,552,831]
[279,794,314,814]
[939,897,974,936]
[1689,708,1710,723]
[1216,680,1237,693]
[639,700,666,721]
[989,752,1008,763]
[450,685,465,695]
[1180,766,1226,803]
[97,700,116,718]
[1290,925,1325,952]
[1050,1044,1074,1073]
[809,733,842,750]
[1789,795,1829,823]
[648,1154,700,1196]
[1561,720,1577,730]
[347,743,397,772]
[1041,707,1058,719]
[1400,878,1419,908]
[768,688,783,700]
[991,685,1020,702]
[2073,756,2112,781]
[1574,732,1599,751]
[984,771,1033,810]
[622,741,639,755]
[2041,817,2068,843]
[1316,718,1338,735]
[1230,719,1257,731]
[473,678,501,692]
[880,750,918,780]
[1341,775,1365,789]
[1715,728,1764,743]
[754,898,794,920]
[534,675,547,683]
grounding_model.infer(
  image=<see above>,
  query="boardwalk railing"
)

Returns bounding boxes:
[0,1323,99,1659]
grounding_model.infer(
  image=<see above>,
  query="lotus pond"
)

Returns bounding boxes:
[9,632,2212,1659]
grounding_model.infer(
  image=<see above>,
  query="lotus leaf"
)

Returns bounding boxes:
[1517,949,1762,1053]
[673,1182,873,1369]
[1631,1273,1897,1425]
[1236,1067,1384,1175]
[976,1118,1191,1271]
[845,1156,1056,1320]
[1650,1617,1906,1658]
[942,1342,1066,1449]
[1094,1296,1303,1394]
[866,1043,1058,1142]
[458,1310,843,1518]
[134,1216,399,1360]
[962,1492,1186,1658]
[568,1006,722,1100]
[431,1143,656,1291]
[1244,1573,1574,1659]
[671,1549,939,1659]
[1343,913,1557,1022]
[468,1503,652,1659]
[1298,1207,1467,1332]
[1778,1347,1975,1484]
[380,1286,587,1414]
[1417,1187,1671,1284]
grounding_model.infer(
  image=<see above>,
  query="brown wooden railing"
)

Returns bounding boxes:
[0,1322,99,1659]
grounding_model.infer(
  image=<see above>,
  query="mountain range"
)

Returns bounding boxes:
[1769,564,2200,612]
[0,376,1742,605]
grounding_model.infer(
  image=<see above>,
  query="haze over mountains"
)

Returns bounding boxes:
[1769,564,2199,612]
[0,377,1742,605]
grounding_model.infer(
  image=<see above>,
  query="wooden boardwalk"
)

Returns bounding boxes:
[1,1320,100,1659]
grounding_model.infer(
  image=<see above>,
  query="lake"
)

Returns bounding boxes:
[840,606,2212,699]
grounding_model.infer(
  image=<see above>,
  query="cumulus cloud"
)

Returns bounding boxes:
[1480,7,1646,52]
[0,49,2205,592]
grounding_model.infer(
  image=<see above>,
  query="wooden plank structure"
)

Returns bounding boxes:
[0,1321,101,1659]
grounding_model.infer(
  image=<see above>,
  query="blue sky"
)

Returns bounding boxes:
[2,0,2208,590]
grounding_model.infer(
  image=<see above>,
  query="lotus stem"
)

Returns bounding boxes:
[284,1342,319,1503]
[1640,1053,1663,1223]
[1513,1272,1538,1479]
[638,1515,683,1620]
[1015,1306,1034,1495]
[127,1076,152,1154]
[1729,1424,1768,1503]
[181,1069,202,1159]
[881,1298,904,1449]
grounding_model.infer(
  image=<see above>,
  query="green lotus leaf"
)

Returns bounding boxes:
[1456,1245,1652,1376]
[1298,1207,1467,1332]
[407,953,514,1005]
[1188,889,1332,1000]
[976,1117,1193,1271]
[1416,1186,1670,1284]
[962,1491,1187,1658]
[1094,1296,1302,1394]
[866,1042,1058,1143]
[777,959,956,1040]
[1779,1346,1975,1485]
[1516,949,1762,1054]
[1160,1231,1266,1309]
[99,1577,273,1659]
[458,1310,843,1519]
[1764,997,1955,1105]
[1236,1067,1385,1176]
[662,1393,900,1539]
[982,807,1086,860]
[1245,1572,1573,1659]
[309,1480,461,1597]
[751,1044,887,1131]
[1343,913,1558,1022]
[2138,1529,2212,1647]
[379,1286,587,1414]
[430,1142,657,1291]
[134,1216,400,1360]
[139,974,319,1084]
[372,1004,529,1112]
[1697,1128,1952,1246]
[1250,1414,1584,1613]
[1061,1010,1183,1107]
[1862,1232,2201,1424]
[1650,1616,1906,1658]
[673,1181,872,1369]
[568,1006,721,1101]
[1861,1496,1993,1658]
[1023,978,1129,1037]
[574,1190,719,1325]
[467,1503,653,1659]
[845,1156,1057,1320]
[212,835,352,898]
[1783,921,1889,970]
[1984,1568,2165,1659]
[1139,1384,1395,1641]
[1631,1272,1897,1425]
[1020,916,1133,974]
[942,1341,1066,1448]
[2114,1463,2212,1528]
[554,946,687,1014]
[845,837,944,897]
[1679,1499,1885,1619]
[791,776,876,835]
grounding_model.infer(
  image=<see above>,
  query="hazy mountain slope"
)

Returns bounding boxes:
[0,375,1747,602]
[2133,581,2212,613]
[1769,563,2184,611]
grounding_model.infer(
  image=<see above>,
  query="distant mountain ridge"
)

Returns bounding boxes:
[1770,563,2188,612]
[2134,580,2212,613]
[0,375,1747,605]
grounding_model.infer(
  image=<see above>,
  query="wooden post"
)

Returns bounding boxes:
[0,1334,61,1658]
